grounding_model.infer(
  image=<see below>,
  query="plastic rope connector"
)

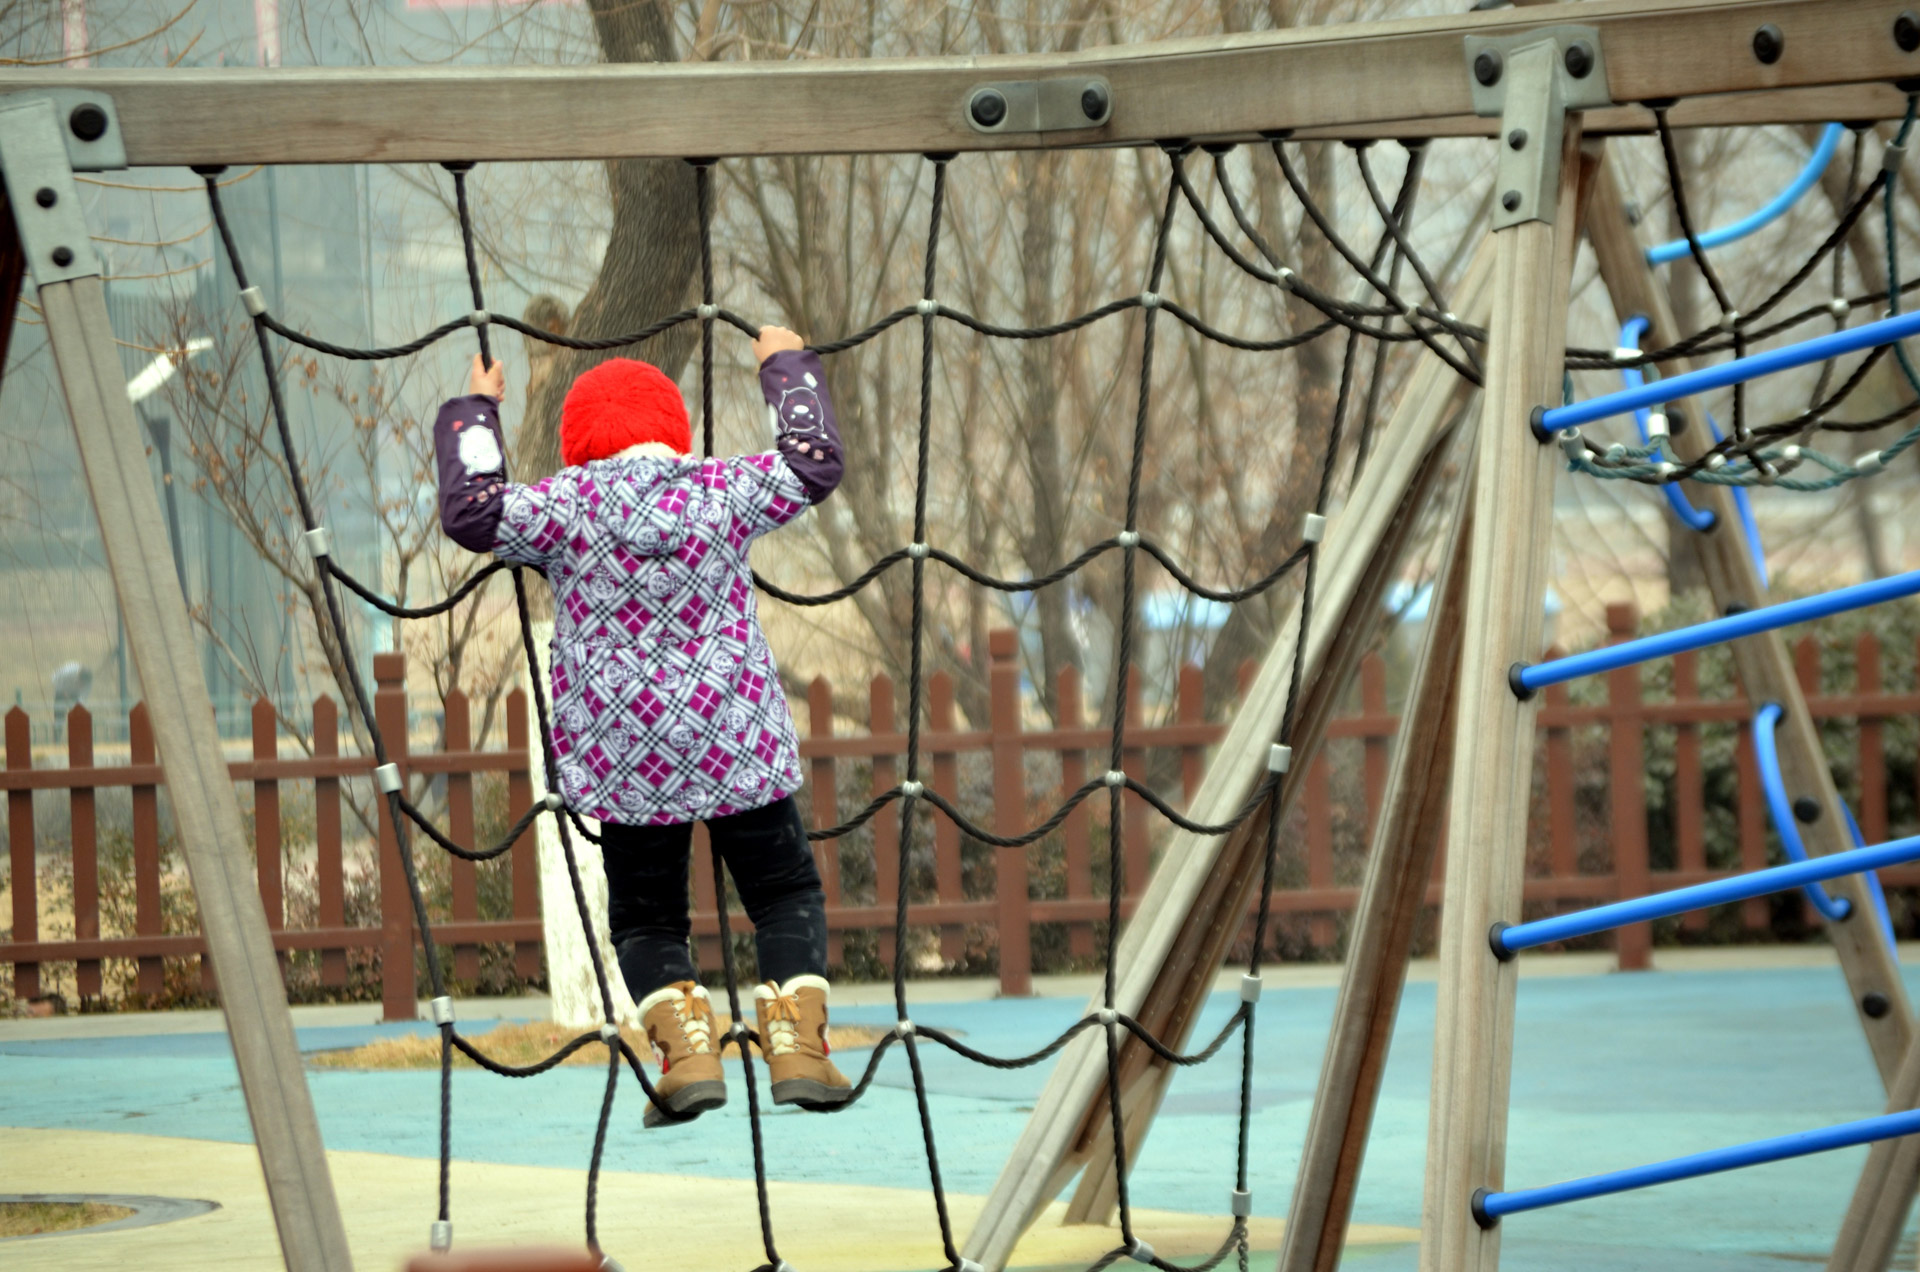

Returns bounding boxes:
[1103,770,1126,788]
[775,1261,797,1272]
[1139,291,1162,309]
[1240,974,1261,1004]
[239,286,267,317]
[1276,266,1296,286]
[1230,1189,1252,1217]
[1611,346,1639,364]
[1301,512,1326,544]
[1127,1239,1156,1265]
[957,1260,985,1272]
[1886,142,1908,175]
[467,309,489,327]
[916,298,938,316]
[600,1021,620,1042]
[1557,427,1585,462]
[1268,744,1292,775]
[1830,297,1853,321]
[430,1220,452,1252]
[1704,453,1727,472]
[1116,529,1140,547]
[900,780,925,798]
[600,1258,627,1272]
[730,1022,753,1042]
[1097,1007,1118,1025]
[1857,450,1887,475]
[430,995,455,1025]
[541,791,565,811]
[1645,412,1669,441]
[896,1019,916,1037]
[697,303,719,319]
[303,526,332,559]
[1718,310,1741,333]
[906,542,930,559]
[374,763,402,794]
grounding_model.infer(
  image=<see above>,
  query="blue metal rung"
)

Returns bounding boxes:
[1513,567,1920,694]
[1490,829,1920,957]
[1752,702,1852,922]
[1474,1107,1920,1224]
[1539,308,1920,434]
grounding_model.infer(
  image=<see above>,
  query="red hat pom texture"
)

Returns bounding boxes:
[560,358,691,467]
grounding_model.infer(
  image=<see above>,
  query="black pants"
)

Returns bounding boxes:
[601,794,828,1001]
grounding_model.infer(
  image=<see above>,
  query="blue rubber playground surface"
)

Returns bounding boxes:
[6,956,1920,1269]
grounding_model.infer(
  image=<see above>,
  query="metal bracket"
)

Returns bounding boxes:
[1463,25,1611,230]
[0,90,127,172]
[0,97,102,287]
[965,77,1112,135]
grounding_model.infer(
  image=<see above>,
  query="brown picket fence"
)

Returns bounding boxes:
[5,610,1919,1017]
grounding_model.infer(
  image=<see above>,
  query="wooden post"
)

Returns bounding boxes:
[506,687,539,981]
[964,234,1494,1270]
[1605,604,1651,971]
[314,696,346,989]
[808,676,843,970]
[445,689,478,983]
[69,704,101,1001]
[130,702,164,997]
[6,93,351,1267]
[1059,666,1095,961]
[7,706,35,1001]
[989,629,1031,997]
[1277,433,1475,1272]
[931,672,965,964]
[253,699,284,948]
[872,674,900,969]
[1673,652,1707,930]
[1420,105,1589,1272]
[1306,752,1334,950]
[375,652,415,1023]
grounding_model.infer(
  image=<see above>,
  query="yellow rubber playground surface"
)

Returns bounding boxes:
[6,951,1920,1271]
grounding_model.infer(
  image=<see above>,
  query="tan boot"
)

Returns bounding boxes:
[638,981,726,1127]
[753,974,853,1110]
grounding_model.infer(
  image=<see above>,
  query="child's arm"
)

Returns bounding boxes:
[433,356,562,565]
[754,326,843,504]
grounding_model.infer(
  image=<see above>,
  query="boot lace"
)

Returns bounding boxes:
[763,990,803,1057]
[676,996,714,1054]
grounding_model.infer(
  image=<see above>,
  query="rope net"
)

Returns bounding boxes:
[183,108,1915,1268]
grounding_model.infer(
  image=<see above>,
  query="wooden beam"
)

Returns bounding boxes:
[1420,124,1591,1272]
[1275,434,1475,1272]
[37,273,354,1271]
[959,238,1493,1272]
[0,1,1913,163]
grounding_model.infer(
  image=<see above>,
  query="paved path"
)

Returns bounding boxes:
[4,948,1919,1270]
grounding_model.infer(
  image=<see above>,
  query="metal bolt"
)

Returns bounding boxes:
[1864,992,1893,1019]
[1080,83,1109,122]
[1474,49,1503,88]
[68,103,108,142]
[1564,42,1595,79]
[1793,796,1823,824]
[1899,12,1920,53]
[51,246,73,267]
[34,187,56,208]
[1507,129,1528,151]
[1752,24,1785,65]
[1501,190,1522,213]
[969,88,1007,128]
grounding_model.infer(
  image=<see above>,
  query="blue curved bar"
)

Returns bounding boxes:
[1491,829,1920,956]
[1539,308,1920,433]
[1619,316,1716,532]
[1477,1106,1920,1221]
[1645,124,1844,266]
[1752,703,1852,921]
[1515,567,1920,692]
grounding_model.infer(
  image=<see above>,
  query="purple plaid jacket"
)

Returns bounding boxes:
[433,351,843,826]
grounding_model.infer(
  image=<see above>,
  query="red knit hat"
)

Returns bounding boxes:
[560,358,691,467]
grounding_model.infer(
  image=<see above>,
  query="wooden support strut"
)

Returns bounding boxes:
[0,98,353,1272]
[1419,59,1592,1271]
[1577,152,1920,1272]
[1275,432,1477,1272]
[960,234,1493,1272]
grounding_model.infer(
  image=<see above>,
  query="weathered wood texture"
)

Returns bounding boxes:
[1276,436,1475,1272]
[961,238,1493,1272]
[38,274,353,1272]
[0,1,1913,163]
[1420,128,1590,1272]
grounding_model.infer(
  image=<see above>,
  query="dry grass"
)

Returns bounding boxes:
[0,1200,137,1237]
[307,1018,888,1070]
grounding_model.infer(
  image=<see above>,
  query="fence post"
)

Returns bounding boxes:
[1361,654,1389,840]
[1178,664,1205,803]
[251,700,283,958]
[1607,603,1651,971]
[808,676,842,970]
[930,672,964,964]
[444,689,478,983]
[130,702,164,997]
[1857,633,1887,844]
[69,704,100,1000]
[1673,651,1707,931]
[871,674,899,969]
[313,696,346,988]
[1307,749,1334,950]
[7,706,36,1000]
[374,652,414,1022]
[989,629,1031,996]
[1121,667,1149,902]
[506,687,539,980]
[1542,649,1577,906]
[1058,666,1094,960]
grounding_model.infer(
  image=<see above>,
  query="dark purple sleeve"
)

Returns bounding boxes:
[434,394,510,553]
[759,349,843,504]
